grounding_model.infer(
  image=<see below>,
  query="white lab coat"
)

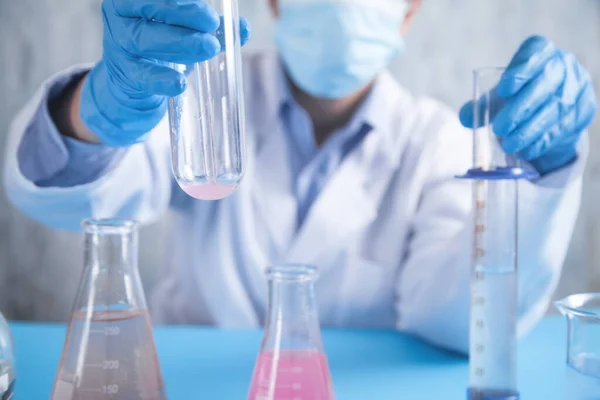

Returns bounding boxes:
[4,51,585,353]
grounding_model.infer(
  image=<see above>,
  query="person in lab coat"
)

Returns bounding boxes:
[3,0,597,353]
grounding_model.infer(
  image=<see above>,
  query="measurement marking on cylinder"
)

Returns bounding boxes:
[475,344,484,353]
[476,200,486,209]
[102,360,120,370]
[475,320,484,328]
[473,296,485,305]
[102,385,119,394]
[475,224,485,233]
[84,363,103,368]
[79,388,102,392]
[474,248,485,258]
[475,368,484,376]
[104,327,120,336]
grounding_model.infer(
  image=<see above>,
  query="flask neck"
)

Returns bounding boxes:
[77,219,146,311]
[83,219,138,272]
[262,266,323,353]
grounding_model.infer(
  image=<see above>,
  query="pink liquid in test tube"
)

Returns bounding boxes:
[179,181,238,200]
[248,350,335,400]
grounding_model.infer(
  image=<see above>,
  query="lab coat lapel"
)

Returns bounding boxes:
[286,133,395,265]
[284,71,412,265]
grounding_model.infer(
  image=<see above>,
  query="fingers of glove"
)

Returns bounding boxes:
[497,35,557,98]
[127,60,187,97]
[459,89,505,129]
[114,19,221,64]
[240,16,251,46]
[529,143,578,175]
[214,16,252,50]
[512,83,596,159]
[570,81,599,133]
[493,55,566,137]
[518,127,579,162]
[111,0,220,33]
[500,97,560,155]
[560,52,595,107]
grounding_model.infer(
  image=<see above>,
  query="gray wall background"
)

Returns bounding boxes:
[0,0,598,321]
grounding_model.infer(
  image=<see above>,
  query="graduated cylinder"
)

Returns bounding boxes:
[462,67,539,400]
[168,0,246,200]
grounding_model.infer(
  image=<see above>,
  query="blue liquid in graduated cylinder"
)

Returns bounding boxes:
[567,353,600,399]
[469,269,518,400]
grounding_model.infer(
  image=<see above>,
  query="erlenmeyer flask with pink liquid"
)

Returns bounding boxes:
[247,264,335,400]
[51,219,166,400]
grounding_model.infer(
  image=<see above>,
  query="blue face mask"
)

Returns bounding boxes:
[275,1,407,99]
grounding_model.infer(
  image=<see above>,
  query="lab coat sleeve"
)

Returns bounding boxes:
[396,105,585,354]
[16,67,126,187]
[3,66,172,232]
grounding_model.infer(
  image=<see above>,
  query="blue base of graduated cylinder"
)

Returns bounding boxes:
[467,388,519,400]
[456,167,539,181]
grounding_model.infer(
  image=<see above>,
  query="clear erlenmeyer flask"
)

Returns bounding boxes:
[51,219,166,400]
[0,310,15,399]
[247,264,335,400]
[555,293,600,399]
[167,0,247,201]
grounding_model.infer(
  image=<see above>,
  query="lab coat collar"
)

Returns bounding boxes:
[273,57,404,161]
[358,70,406,155]
[282,71,411,264]
[274,59,295,113]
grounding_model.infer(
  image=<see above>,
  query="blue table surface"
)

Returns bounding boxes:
[9,316,567,399]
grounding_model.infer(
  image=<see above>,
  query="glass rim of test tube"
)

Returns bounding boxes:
[81,218,138,234]
[265,264,319,282]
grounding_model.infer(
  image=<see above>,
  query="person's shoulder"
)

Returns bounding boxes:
[378,72,467,152]
[385,74,461,133]
[376,73,472,178]
[407,95,466,152]
[380,74,472,178]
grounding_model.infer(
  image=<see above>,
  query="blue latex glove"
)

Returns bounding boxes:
[80,0,251,147]
[460,36,597,175]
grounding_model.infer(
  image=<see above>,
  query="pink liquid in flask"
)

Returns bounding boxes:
[179,181,238,200]
[248,350,335,400]
[51,309,166,400]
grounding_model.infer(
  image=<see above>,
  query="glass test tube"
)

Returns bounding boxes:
[459,67,538,400]
[168,0,246,200]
